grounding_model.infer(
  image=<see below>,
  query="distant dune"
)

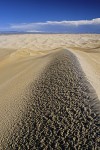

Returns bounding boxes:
[0,34,100,149]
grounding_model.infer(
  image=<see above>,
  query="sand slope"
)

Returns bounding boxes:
[1,49,100,149]
[0,34,100,99]
[0,34,100,149]
[0,46,59,146]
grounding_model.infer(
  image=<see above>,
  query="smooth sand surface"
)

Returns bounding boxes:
[0,34,100,149]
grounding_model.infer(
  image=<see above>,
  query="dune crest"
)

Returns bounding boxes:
[0,34,100,149]
[1,49,100,149]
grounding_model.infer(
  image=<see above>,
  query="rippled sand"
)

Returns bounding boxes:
[0,34,100,149]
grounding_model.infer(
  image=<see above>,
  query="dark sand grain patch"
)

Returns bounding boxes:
[1,49,100,150]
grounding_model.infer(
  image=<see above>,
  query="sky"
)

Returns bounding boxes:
[0,0,100,33]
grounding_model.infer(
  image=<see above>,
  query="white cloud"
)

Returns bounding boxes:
[0,18,99,32]
[26,30,43,33]
[10,18,100,30]
[46,18,100,26]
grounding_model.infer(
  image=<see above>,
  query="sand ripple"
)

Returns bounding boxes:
[1,50,100,149]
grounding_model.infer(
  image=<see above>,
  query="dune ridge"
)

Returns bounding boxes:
[1,49,100,149]
[0,48,60,147]
[0,34,100,99]
[0,34,100,149]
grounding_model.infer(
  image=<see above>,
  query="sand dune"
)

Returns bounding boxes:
[0,48,58,138]
[1,49,100,149]
[0,34,100,99]
[0,34,100,149]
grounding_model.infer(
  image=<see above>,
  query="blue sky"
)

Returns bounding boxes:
[0,0,100,33]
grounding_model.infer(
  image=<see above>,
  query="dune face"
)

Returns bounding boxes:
[0,34,100,149]
[0,34,100,99]
[0,48,57,143]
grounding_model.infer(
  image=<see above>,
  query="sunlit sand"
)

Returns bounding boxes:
[0,34,100,149]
